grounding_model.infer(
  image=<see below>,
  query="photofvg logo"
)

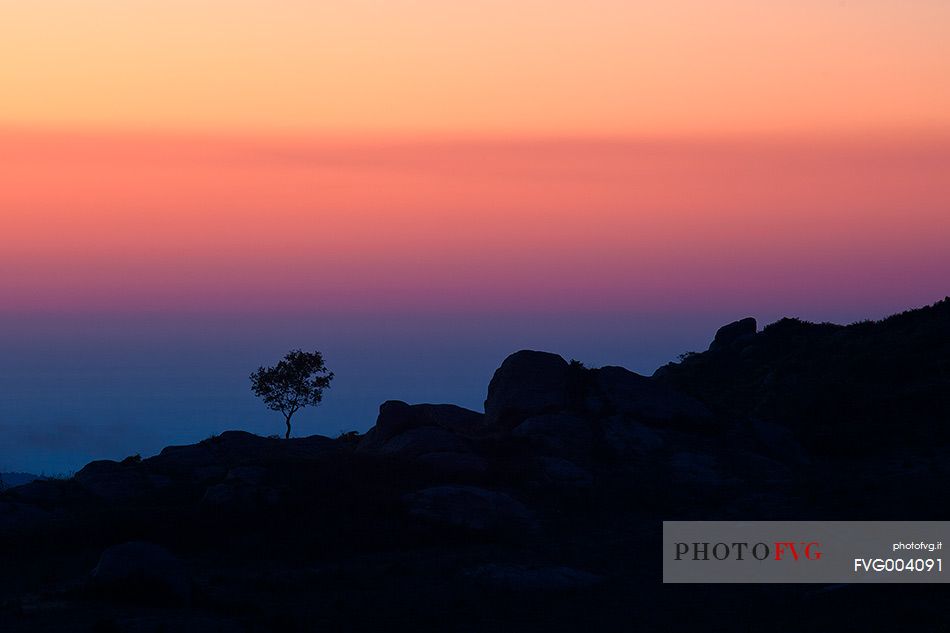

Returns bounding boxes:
[663,522,949,583]
[674,540,822,562]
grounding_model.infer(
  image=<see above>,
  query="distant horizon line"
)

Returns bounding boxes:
[2,296,946,328]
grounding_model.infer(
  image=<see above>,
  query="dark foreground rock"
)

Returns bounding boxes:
[1,299,948,631]
[463,563,603,592]
[404,485,535,532]
[91,541,191,605]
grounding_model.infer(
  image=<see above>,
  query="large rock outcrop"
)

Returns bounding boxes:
[75,459,168,503]
[587,366,710,422]
[484,350,571,428]
[708,317,757,352]
[356,400,486,457]
[656,298,950,454]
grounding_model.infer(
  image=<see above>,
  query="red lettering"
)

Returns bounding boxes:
[774,542,799,561]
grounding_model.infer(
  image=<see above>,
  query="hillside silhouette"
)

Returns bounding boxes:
[655,298,950,454]
[1,299,948,631]
[0,473,41,490]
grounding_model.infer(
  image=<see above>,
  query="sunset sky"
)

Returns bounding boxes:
[1,1,948,472]
[2,1,950,136]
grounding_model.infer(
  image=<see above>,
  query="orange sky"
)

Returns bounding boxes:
[2,0,949,137]
[2,1,948,318]
[2,131,948,316]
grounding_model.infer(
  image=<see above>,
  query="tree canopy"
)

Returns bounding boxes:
[250,350,334,439]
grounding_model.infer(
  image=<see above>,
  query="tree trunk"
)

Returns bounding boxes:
[285,414,292,439]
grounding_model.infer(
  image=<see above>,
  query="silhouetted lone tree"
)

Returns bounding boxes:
[250,350,334,439]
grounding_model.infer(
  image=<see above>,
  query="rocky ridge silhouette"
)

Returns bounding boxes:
[1,299,948,631]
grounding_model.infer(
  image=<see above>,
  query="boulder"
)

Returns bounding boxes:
[751,419,809,466]
[202,483,239,506]
[363,400,415,443]
[709,317,757,352]
[201,482,279,508]
[365,426,468,458]
[589,366,710,422]
[74,459,123,477]
[411,403,486,435]
[484,350,571,428]
[226,466,268,486]
[149,431,270,474]
[357,401,485,453]
[416,452,489,476]
[75,461,156,503]
[603,417,664,458]
[405,485,534,532]
[147,473,174,490]
[535,457,593,488]
[91,541,190,604]
[512,413,593,459]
